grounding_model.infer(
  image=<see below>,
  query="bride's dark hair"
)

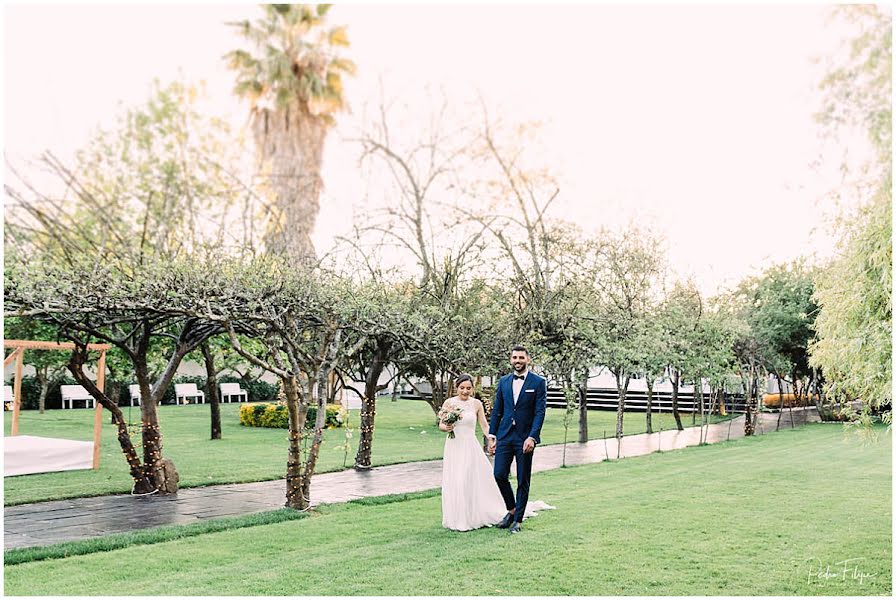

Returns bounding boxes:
[455,373,473,387]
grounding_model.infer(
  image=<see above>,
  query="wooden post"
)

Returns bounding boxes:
[4,348,21,368]
[11,349,24,436]
[92,350,107,469]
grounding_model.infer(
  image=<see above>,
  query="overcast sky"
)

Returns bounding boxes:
[3,2,871,296]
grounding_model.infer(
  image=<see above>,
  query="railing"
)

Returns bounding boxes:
[545,387,748,414]
[400,387,749,414]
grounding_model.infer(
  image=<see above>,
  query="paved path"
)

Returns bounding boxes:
[4,407,822,550]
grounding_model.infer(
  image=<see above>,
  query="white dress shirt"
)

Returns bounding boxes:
[512,369,528,405]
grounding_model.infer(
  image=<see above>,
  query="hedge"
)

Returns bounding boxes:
[239,402,346,429]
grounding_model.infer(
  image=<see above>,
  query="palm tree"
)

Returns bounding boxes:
[225,4,354,262]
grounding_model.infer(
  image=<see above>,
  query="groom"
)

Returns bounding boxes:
[487,345,547,534]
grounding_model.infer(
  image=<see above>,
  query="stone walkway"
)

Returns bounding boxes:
[4,407,822,550]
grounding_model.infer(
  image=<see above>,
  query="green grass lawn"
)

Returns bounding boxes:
[3,399,731,505]
[4,422,889,596]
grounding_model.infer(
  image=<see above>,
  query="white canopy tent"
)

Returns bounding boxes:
[3,339,109,476]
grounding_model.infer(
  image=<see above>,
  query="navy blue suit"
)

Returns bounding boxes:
[489,370,547,522]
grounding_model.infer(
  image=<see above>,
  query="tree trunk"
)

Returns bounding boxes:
[614,371,631,459]
[645,377,654,434]
[355,340,391,469]
[133,346,181,494]
[201,341,222,440]
[254,108,328,264]
[68,345,154,494]
[701,386,718,444]
[810,368,824,414]
[775,373,785,432]
[744,365,758,436]
[36,365,49,414]
[299,367,330,506]
[614,371,629,439]
[424,374,446,418]
[282,375,310,510]
[697,375,704,429]
[577,368,589,443]
[391,373,401,402]
[671,368,684,431]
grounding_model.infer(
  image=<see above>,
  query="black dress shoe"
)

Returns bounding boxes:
[496,512,514,529]
[508,522,521,534]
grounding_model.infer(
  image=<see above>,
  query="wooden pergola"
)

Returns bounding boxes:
[4,339,111,469]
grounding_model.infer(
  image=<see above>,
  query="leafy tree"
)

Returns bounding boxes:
[226,3,355,262]
[6,257,223,494]
[335,280,412,470]
[811,5,892,425]
[589,227,663,443]
[661,280,703,431]
[198,260,368,510]
[4,81,246,493]
[738,261,817,429]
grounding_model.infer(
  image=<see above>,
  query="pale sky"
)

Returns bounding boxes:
[2,2,872,296]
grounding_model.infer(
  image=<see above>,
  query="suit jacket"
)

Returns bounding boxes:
[488,371,547,444]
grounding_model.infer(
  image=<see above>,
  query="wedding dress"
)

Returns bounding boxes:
[441,397,554,531]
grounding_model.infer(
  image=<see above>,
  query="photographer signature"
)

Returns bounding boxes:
[805,557,878,585]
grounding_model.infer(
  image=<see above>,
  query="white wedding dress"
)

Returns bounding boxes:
[441,397,554,531]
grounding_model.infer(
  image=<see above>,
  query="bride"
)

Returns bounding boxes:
[439,373,552,531]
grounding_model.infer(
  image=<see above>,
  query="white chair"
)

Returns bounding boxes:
[174,383,205,405]
[61,385,96,409]
[4,385,15,411]
[219,382,248,403]
[128,384,142,406]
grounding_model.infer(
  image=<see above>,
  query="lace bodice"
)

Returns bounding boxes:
[444,397,478,438]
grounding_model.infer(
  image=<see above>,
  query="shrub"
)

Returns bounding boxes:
[239,402,346,429]
[307,403,347,429]
[259,403,289,428]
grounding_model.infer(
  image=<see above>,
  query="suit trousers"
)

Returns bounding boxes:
[493,434,534,522]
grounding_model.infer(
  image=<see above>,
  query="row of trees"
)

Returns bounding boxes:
[4,4,889,510]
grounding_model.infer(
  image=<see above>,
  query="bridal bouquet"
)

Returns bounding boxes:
[438,405,464,439]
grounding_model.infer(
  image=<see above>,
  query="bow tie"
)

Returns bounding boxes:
[513,374,525,380]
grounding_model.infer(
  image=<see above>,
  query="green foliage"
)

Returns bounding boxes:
[817,5,891,167]
[239,402,345,429]
[731,261,817,377]
[811,5,892,417]
[6,80,248,267]
[3,318,69,374]
[225,4,354,117]
[811,189,891,407]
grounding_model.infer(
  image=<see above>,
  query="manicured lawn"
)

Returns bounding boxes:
[4,423,889,596]
[3,398,731,505]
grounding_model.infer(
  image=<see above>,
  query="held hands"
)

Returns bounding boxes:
[487,437,497,455]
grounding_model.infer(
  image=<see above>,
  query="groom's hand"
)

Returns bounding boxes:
[523,437,536,453]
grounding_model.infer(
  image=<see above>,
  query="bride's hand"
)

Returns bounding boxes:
[439,422,454,432]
